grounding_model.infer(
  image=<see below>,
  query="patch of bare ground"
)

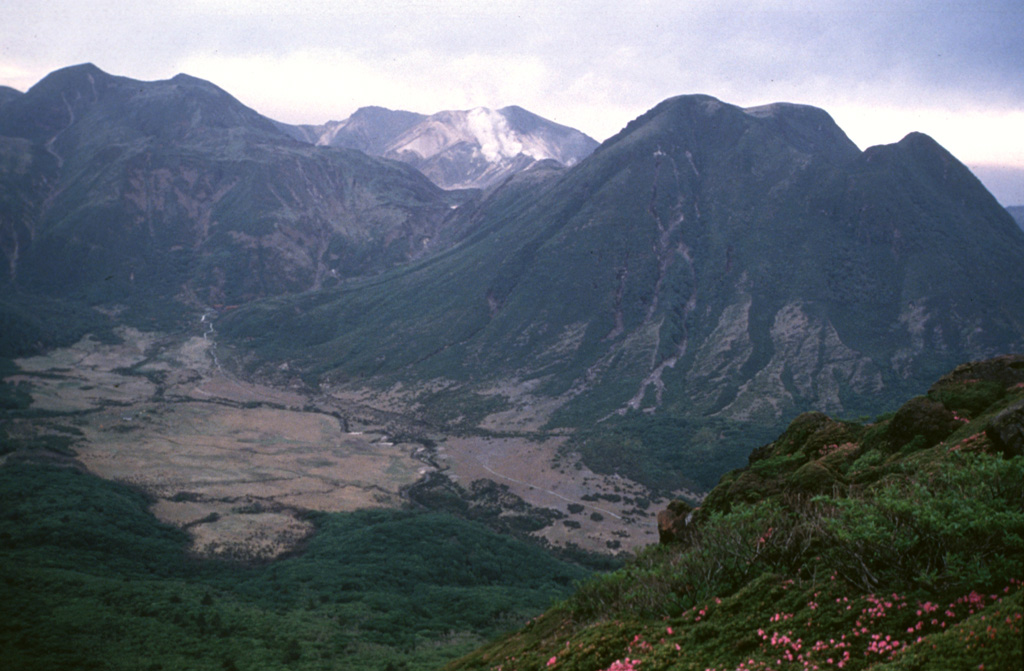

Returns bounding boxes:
[5,328,427,560]
[313,376,693,555]
[115,402,423,559]
[9,329,158,412]
[438,435,671,554]
[153,498,314,560]
[181,370,310,407]
[325,376,680,554]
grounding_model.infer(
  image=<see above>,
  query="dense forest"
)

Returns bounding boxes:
[0,460,591,671]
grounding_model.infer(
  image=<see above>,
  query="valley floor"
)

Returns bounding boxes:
[2,321,678,558]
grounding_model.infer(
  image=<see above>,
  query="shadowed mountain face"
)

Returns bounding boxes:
[222,94,1024,489]
[285,105,599,190]
[0,64,463,323]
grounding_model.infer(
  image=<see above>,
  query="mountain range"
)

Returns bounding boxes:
[2,61,1024,671]
[219,94,1024,490]
[0,65,601,332]
[0,62,1022,489]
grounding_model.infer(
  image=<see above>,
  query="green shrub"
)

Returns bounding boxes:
[929,379,1006,417]
[787,460,843,495]
[818,453,1024,595]
[887,396,957,449]
[847,447,886,480]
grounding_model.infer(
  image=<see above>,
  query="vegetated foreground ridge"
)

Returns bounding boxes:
[446,354,1024,671]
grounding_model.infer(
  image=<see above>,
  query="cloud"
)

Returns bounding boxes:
[177,48,555,125]
[832,105,1024,163]
[5,1,1022,112]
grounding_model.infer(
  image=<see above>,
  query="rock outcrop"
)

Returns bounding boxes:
[657,499,695,544]
[987,400,1024,457]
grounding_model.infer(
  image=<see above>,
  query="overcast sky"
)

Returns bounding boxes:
[2,0,1022,203]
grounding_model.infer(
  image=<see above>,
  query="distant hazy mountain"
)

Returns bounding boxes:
[1008,205,1024,230]
[286,105,599,190]
[223,94,1024,491]
[0,64,464,328]
[276,106,426,154]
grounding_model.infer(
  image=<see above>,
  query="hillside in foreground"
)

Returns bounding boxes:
[446,355,1024,671]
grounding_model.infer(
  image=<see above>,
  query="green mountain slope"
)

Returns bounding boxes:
[221,95,1024,492]
[445,354,1024,671]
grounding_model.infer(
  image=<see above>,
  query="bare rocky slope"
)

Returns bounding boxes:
[283,104,599,189]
